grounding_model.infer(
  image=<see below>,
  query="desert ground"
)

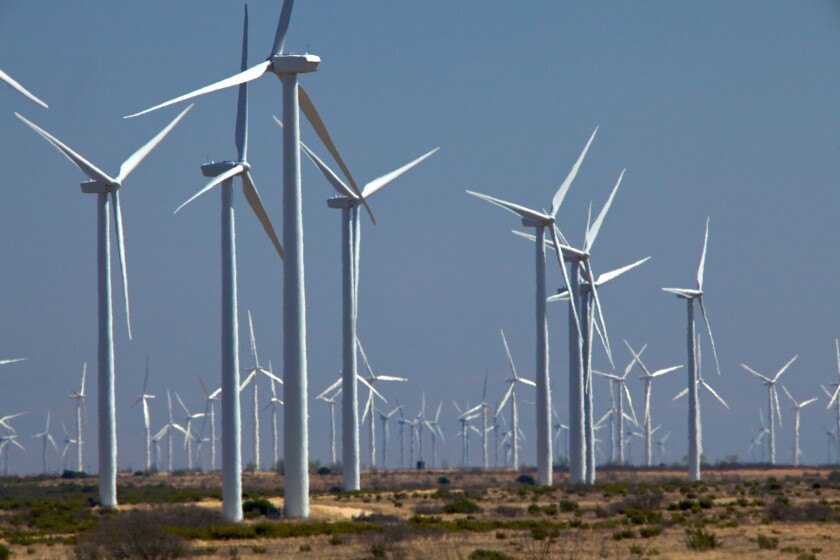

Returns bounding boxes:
[3,465,840,559]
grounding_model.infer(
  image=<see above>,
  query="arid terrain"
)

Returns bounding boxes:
[3,466,840,559]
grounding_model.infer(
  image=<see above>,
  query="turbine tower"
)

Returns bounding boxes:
[127,0,373,518]
[466,129,597,485]
[781,385,817,466]
[741,355,797,465]
[594,349,641,465]
[625,341,682,467]
[263,375,284,471]
[16,107,191,506]
[68,363,87,473]
[497,330,535,469]
[315,384,341,466]
[130,356,156,472]
[824,339,840,463]
[31,411,58,474]
[198,375,221,471]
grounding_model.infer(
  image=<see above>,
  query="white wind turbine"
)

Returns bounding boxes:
[377,406,401,469]
[467,129,598,485]
[454,401,481,467]
[17,106,191,506]
[174,391,202,471]
[262,375,284,471]
[162,389,188,472]
[424,402,445,469]
[127,0,372,518]
[130,356,156,472]
[654,429,671,465]
[0,434,24,475]
[552,408,569,467]
[358,338,406,470]
[292,131,436,489]
[662,217,723,481]
[68,363,86,473]
[315,384,342,466]
[497,330,536,470]
[459,372,493,469]
[240,311,283,472]
[198,375,221,471]
[781,385,817,466]
[624,341,682,467]
[824,339,840,464]
[31,411,58,474]
[0,68,48,108]
[59,420,77,471]
[170,7,282,520]
[672,334,728,477]
[740,355,797,465]
[594,348,641,465]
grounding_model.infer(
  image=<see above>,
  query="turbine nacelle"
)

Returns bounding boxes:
[201,160,251,177]
[326,196,357,209]
[80,180,119,194]
[269,54,321,75]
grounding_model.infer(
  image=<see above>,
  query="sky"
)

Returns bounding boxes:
[0,1,838,475]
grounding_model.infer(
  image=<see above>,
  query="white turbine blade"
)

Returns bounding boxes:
[175,164,244,214]
[621,411,638,426]
[661,287,699,298]
[800,397,818,408]
[362,147,439,199]
[11,439,25,452]
[294,133,356,198]
[740,363,772,383]
[551,127,598,217]
[125,61,271,119]
[357,375,386,403]
[111,190,132,339]
[496,385,514,417]
[175,391,190,417]
[375,375,408,382]
[271,0,295,55]
[500,330,518,379]
[460,403,482,419]
[584,264,613,366]
[47,434,58,452]
[549,225,583,342]
[836,338,840,375]
[0,358,25,366]
[773,355,798,382]
[672,388,688,401]
[242,171,284,260]
[651,365,682,378]
[452,400,463,415]
[700,381,729,409]
[0,68,48,107]
[622,383,639,424]
[594,370,621,381]
[356,338,376,379]
[516,377,537,387]
[239,370,256,391]
[511,229,555,249]
[623,344,646,378]
[259,367,283,385]
[248,310,259,367]
[773,387,783,427]
[435,401,443,423]
[15,113,115,185]
[466,190,550,223]
[596,408,613,427]
[623,340,653,377]
[116,104,193,183]
[316,377,343,401]
[198,375,209,399]
[209,388,221,400]
[154,425,170,441]
[698,297,721,376]
[828,385,840,409]
[697,217,709,291]
[596,257,651,286]
[585,168,624,251]
[297,84,374,223]
[781,384,796,406]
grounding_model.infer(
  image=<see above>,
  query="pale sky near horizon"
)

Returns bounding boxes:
[0,1,838,475]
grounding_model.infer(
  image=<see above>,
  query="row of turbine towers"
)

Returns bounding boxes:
[2,1,837,524]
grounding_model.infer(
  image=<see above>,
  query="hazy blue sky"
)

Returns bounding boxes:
[0,1,838,474]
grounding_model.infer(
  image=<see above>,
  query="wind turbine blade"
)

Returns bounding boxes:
[362,147,439,198]
[375,375,408,382]
[271,0,295,55]
[111,190,131,339]
[496,385,514,417]
[500,329,518,379]
[672,388,688,401]
[511,229,556,249]
[466,190,549,223]
[517,377,537,387]
[662,287,700,298]
[596,257,651,286]
[435,401,443,423]
[773,387,783,427]
[175,164,243,214]
[773,355,798,382]
[697,217,709,291]
[700,381,729,408]
[294,133,356,198]
[198,375,209,399]
[740,363,772,383]
[175,391,190,417]
[356,338,375,379]
[116,104,193,183]
[551,127,598,217]
[781,384,795,406]
[297,84,375,223]
[259,367,284,385]
[0,68,48,107]
[242,171,284,259]
[125,62,271,119]
[800,397,818,408]
[239,370,256,391]
[236,3,249,162]
[828,385,840,409]
[549,225,583,342]
[651,365,682,378]
[622,383,639,424]
[697,297,721,376]
[624,344,647,378]
[357,375,386,403]
[48,434,58,452]
[316,377,342,401]
[0,358,25,366]
[585,168,624,251]
[585,264,613,366]
[248,310,259,367]
[15,113,114,184]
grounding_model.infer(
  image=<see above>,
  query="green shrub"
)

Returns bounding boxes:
[0,544,8,560]
[299,543,311,552]
[437,476,450,485]
[756,533,778,549]
[242,498,279,519]
[613,529,636,540]
[442,496,482,514]
[468,550,515,560]
[559,499,578,512]
[516,474,536,486]
[639,526,662,538]
[685,527,720,551]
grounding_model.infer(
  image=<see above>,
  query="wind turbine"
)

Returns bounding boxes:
[0,68,48,108]
[0,434,24,475]
[672,333,728,479]
[424,402,445,469]
[466,129,598,485]
[454,401,480,467]
[170,7,282,520]
[624,341,682,467]
[16,106,191,506]
[654,429,671,465]
[497,330,535,470]
[68,363,86,473]
[824,339,840,464]
[377,406,401,469]
[240,311,283,472]
[262,375,284,471]
[126,0,373,518]
[781,385,817,466]
[662,217,723,481]
[357,338,406,470]
[198,375,221,471]
[31,411,58,474]
[315,384,341,466]
[60,420,77,471]
[130,356,156,472]
[594,348,641,465]
[740,355,797,465]
[163,389,188,472]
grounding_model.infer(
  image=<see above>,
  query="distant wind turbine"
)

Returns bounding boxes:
[31,411,58,474]
[781,384,817,466]
[16,105,191,506]
[262,374,284,471]
[497,330,536,470]
[824,339,840,464]
[315,383,341,466]
[68,363,87,473]
[130,356,155,472]
[594,348,641,465]
[198,375,221,471]
[741,355,797,465]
